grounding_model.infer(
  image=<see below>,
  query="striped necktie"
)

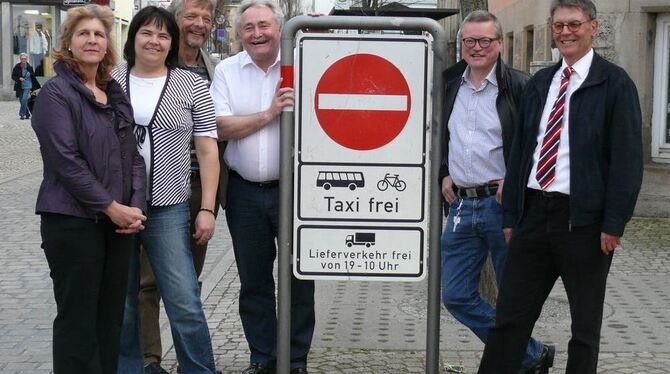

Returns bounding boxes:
[536,66,573,190]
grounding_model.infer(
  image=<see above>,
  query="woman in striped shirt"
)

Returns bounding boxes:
[113,6,219,374]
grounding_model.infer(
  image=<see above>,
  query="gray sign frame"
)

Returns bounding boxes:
[279,15,446,374]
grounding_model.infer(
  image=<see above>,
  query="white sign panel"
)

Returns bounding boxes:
[298,165,425,221]
[293,34,432,281]
[296,226,424,278]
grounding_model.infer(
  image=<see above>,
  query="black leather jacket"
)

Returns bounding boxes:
[439,57,530,182]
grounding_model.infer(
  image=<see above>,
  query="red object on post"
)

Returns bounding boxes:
[280,65,294,89]
[92,0,110,5]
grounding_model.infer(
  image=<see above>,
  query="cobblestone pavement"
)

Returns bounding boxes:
[1,99,670,373]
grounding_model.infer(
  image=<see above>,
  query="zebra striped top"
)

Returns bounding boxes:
[112,63,217,206]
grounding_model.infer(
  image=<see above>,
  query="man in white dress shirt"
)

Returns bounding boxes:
[209,1,314,373]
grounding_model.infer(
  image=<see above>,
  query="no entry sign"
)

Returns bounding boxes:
[294,34,432,281]
[314,54,411,151]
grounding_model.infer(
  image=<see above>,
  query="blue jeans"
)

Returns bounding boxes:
[226,173,315,369]
[118,202,216,374]
[19,89,30,118]
[441,196,544,371]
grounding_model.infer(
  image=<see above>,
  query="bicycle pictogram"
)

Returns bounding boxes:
[377,173,406,192]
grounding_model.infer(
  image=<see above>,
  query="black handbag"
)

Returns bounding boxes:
[27,89,39,114]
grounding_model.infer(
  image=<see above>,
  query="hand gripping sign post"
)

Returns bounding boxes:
[278,16,446,374]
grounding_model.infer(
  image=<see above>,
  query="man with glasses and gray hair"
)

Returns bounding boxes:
[478,1,642,373]
[439,10,554,374]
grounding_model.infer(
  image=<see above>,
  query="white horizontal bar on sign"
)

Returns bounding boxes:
[317,94,408,111]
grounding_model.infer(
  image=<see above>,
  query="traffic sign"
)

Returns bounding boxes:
[297,165,425,222]
[314,53,411,151]
[297,36,428,165]
[216,29,226,41]
[293,34,433,281]
[296,226,423,278]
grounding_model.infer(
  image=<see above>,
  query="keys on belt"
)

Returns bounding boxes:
[455,183,499,198]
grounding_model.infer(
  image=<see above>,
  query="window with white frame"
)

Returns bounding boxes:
[653,13,670,162]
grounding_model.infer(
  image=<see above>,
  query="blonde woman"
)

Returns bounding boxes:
[31,4,146,374]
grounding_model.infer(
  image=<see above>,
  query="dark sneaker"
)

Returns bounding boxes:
[520,343,555,374]
[242,362,276,374]
[176,365,223,374]
[144,362,169,374]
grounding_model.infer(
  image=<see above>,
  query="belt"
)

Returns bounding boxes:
[455,184,498,198]
[230,170,279,189]
[526,188,569,199]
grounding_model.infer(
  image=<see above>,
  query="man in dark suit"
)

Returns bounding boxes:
[478,1,643,373]
[479,0,642,374]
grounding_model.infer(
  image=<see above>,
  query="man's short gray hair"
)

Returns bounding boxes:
[462,10,503,39]
[234,0,283,38]
[167,0,215,17]
[19,52,29,59]
[550,0,597,20]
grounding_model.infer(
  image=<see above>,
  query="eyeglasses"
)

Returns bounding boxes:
[461,37,499,49]
[551,20,590,33]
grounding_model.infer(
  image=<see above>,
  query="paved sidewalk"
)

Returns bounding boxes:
[156,217,670,374]
[1,99,670,373]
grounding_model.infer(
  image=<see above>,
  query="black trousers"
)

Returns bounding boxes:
[478,190,613,374]
[41,214,134,374]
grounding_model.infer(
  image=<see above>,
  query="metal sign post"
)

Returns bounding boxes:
[279,15,446,374]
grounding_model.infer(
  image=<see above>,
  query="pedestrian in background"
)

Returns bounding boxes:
[210,1,315,373]
[478,0,643,373]
[136,0,227,372]
[31,4,147,373]
[113,6,220,374]
[439,10,554,374]
[12,52,41,120]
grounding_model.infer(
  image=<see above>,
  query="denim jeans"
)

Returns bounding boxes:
[441,196,544,371]
[19,88,30,118]
[226,173,315,369]
[117,202,216,374]
[137,176,219,365]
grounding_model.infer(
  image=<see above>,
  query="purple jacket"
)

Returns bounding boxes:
[31,62,146,219]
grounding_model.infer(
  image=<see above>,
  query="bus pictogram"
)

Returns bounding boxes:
[316,171,365,191]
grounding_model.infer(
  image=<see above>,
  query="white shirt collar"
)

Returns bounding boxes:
[239,50,281,71]
[562,48,594,80]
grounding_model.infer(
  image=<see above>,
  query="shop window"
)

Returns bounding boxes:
[12,4,56,77]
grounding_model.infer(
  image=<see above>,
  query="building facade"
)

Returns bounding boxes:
[489,0,670,164]
[0,0,133,99]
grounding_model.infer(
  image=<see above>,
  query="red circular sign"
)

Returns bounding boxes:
[314,54,411,151]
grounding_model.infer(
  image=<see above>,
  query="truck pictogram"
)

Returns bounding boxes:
[345,232,376,247]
